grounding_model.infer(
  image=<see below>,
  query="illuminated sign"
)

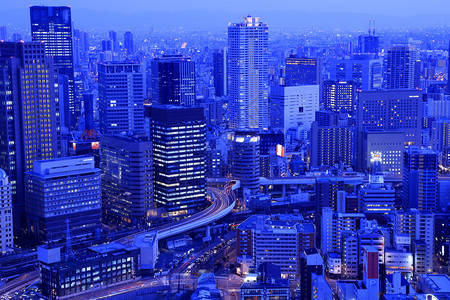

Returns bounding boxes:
[91,142,99,150]
[276,144,284,157]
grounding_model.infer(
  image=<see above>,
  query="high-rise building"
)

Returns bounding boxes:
[98,61,146,136]
[30,6,76,128]
[323,80,356,114]
[101,135,153,226]
[25,156,101,242]
[232,131,261,194]
[213,49,227,97]
[0,169,13,253]
[393,210,434,274]
[0,42,62,234]
[363,131,405,175]
[356,89,422,172]
[109,30,119,52]
[329,54,383,90]
[362,245,380,300]
[151,55,196,106]
[359,173,395,214]
[148,105,207,215]
[269,85,320,132]
[228,16,269,130]
[430,118,450,152]
[383,45,418,89]
[311,111,354,167]
[402,146,438,211]
[285,55,322,86]
[358,25,379,56]
[0,26,7,41]
[299,248,324,300]
[124,31,134,55]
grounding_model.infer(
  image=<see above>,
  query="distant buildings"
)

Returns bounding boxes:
[213,49,227,97]
[149,105,207,215]
[30,6,76,128]
[228,16,269,130]
[98,62,146,136]
[124,31,134,55]
[25,157,101,242]
[151,55,196,106]
[0,169,13,253]
[101,135,153,226]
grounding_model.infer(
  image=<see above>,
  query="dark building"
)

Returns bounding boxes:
[0,42,62,235]
[124,31,134,55]
[285,55,322,86]
[383,45,417,90]
[148,105,207,215]
[101,135,153,226]
[151,55,196,106]
[299,248,324,300]
[39,242,140,298]
[213,49,227,97]
[435,214,450,266]
[30,6,76,128]
[358,31,379,56]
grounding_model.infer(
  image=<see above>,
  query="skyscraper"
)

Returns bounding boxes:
[98,61,146,136]
[358,23,379,56]
[228,16,269,130]
[124,31,134,55]
[285,55,322,86]
[0,26,7,41]
[25,156,101,242]
[0,42,62,234]
[30,6,76,128]
[151,55,196,106]
[323,80,356,114]
[148,105,207,215]
[101,135,153,226]
[402,146,438,211]
[0,169,13,253]
[213,49,227,97]
[109,30,119,52]
[383,45,418,89]
[232,131,261,194]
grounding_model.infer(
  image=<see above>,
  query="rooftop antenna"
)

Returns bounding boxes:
[65,219,75,260]
[373,20,376,35]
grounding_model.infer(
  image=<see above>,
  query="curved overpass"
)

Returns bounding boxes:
[117,181,239,269]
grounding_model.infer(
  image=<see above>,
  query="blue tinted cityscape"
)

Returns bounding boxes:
[1,2,450,300]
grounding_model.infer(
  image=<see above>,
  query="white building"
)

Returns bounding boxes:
[327,252,342,276]
[270,85,320,134]
[385,249,413,276]
[228,16,269,130]
[0,169,13,253]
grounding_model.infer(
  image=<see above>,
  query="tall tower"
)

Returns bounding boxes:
[213,49,227,97]
[148,105,207,215]
[30,6,75,129]
[151,55,196,106]
[0,169,13,253]
[0,41,61,235]
[124,31,134,55]
[98,62,146,136]
[383,45,417,89]
[228,16,269,130]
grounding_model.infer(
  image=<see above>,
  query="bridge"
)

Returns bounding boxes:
[117,181,240,269]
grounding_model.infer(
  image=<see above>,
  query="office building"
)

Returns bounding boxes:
[299,248,324,300]
[236,215,315,278]
[383,45,418,90]
[0,26,7,41]
[363,131,405,175]
[435,214,450,266]
[285,55,322,85]
[323,80,356,114]
[30,6,76,128]
[101,135,153,226]
[98,61,146,135]
[402,146,438,211]
[270,85,320,132]
[430,118,450,152]
[321,207,367,254]
[393,210,434,274]
[329,54,383,90]
[109,30,119,52]
[228,16,269,130]
[0,169,13,253]
[311,111,354,167]
[0,42,62,234]
[151,55,196,106]
[358,27,379,56]
[196,98,224,127]
[232,131,261,194]
[384,249,413,276]
[124,31,133,55]
[148,105,207,215]
[359,173,396,214]
[25,157,101,242]
[213,49,227,97]
[39,242,140,298]
[356,89,422,172]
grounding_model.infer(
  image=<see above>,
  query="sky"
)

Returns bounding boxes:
[2,0,450,30]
